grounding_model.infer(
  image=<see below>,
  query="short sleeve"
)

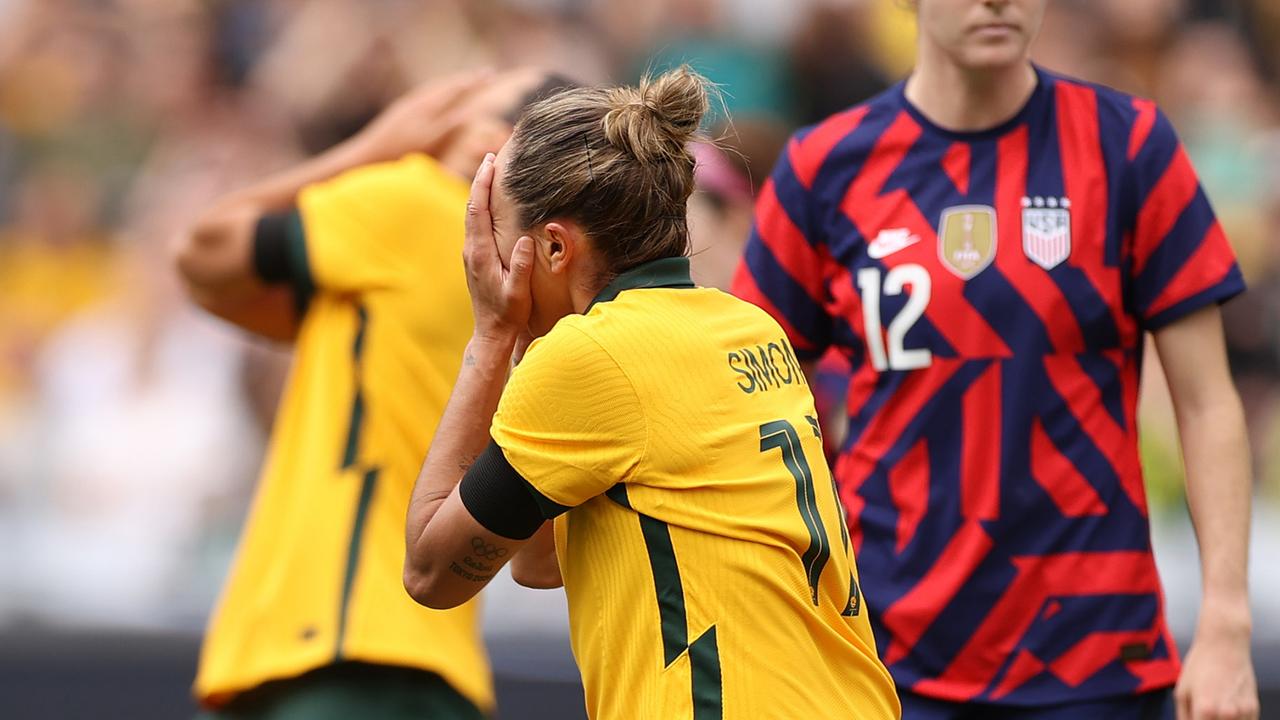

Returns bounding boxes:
[731,134,835,361]
[490,324,646,512]
[295,153,468,293]
[1125,108,1245,330]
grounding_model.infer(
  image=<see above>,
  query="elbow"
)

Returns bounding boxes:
[403,562,465,610]
[173,203,257,304]
[174,216,227,289]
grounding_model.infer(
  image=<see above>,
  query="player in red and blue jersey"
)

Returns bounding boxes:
[733,1,1259,718]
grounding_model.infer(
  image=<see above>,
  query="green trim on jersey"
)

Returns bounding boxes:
[587,256,696,310]
[606,484,724,715]
[690,626,723,720]
[336,467,378,658]
[340,305,369,469]
[606,484,688,666]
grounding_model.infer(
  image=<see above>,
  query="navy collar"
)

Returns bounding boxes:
[895,63,1051,142]
[587,256,696,310]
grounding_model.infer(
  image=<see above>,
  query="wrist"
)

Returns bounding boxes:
[465,334,517,368]
[471,322,523,350]
[1196,592,1252,637]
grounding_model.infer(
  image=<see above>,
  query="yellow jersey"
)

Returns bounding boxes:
[491,257,900,720]
[195,154,492,711]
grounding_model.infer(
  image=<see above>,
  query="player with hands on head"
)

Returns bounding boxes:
[733,1,1258,719]
[176,67,573,720]
[403,66,901,720]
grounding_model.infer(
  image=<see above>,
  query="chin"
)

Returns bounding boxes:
[956,44,1031,71]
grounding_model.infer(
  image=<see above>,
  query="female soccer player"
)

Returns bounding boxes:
[177,69,568,719]
[402,67,901,720]
[734,1,1258,719]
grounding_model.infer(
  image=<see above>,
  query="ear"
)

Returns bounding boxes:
[537,221,578,275]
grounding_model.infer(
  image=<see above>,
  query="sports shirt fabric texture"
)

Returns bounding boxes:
[195,154,492,711]
[733,66,1245,705]
[491,257,900,720]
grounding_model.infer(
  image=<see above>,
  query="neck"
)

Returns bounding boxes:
[570,280,598,315]
[904,50,1037,132]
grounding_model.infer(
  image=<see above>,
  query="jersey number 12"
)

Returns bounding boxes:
[857,264,932,372]
[759,418,860,616]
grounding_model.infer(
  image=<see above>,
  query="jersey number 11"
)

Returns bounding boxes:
[759,418,861,617]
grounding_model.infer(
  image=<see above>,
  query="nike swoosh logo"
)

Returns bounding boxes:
[867,229,921,259]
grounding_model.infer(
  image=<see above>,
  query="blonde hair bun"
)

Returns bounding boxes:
[602,65,711,163]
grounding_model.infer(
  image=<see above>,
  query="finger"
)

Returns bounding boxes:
[1176,686,1191,720]
[464,154,498,271]
[505,236,535,297]
[465,153,496,240]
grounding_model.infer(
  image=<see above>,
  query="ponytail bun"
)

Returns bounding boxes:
[602,65,710,164]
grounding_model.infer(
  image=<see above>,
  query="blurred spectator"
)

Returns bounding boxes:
[789,1,892,123]
[17,243,262,628]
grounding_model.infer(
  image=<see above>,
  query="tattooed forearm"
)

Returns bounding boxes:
[450,537,509,582]
[449,561,495,583]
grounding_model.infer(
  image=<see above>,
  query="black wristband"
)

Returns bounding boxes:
[459,441,555,541]
[252,211,294,284]
[251,209,314,316]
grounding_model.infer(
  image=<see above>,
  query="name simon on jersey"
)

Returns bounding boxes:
[728,338,807,394]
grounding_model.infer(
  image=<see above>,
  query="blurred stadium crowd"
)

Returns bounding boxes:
[1,0,1279,648]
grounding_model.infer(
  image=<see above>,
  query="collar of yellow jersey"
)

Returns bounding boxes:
[587,256,696,310]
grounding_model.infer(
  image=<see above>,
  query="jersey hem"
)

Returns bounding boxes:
[901,673,1179,708]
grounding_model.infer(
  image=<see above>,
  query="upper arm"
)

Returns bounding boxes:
[297,153,465,294]
[407,438,564,606]
[491,326,647,510]
[1126,107,1245,330]
[407,327,645,608]
[1152,304,1238,412]
[731,133,835,362]
[404,487,533,609]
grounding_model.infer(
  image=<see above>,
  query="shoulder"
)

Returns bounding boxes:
[500,318,642,433]
[515,318,619,383]
[1042,68,1176,155]
[302,153,468,216]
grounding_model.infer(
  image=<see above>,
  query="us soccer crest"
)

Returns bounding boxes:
[1021,196,1072,270]
[938,205,997,279]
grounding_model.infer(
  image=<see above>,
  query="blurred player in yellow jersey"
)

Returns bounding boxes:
[401,67,900,720]
[175,68,574,719]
